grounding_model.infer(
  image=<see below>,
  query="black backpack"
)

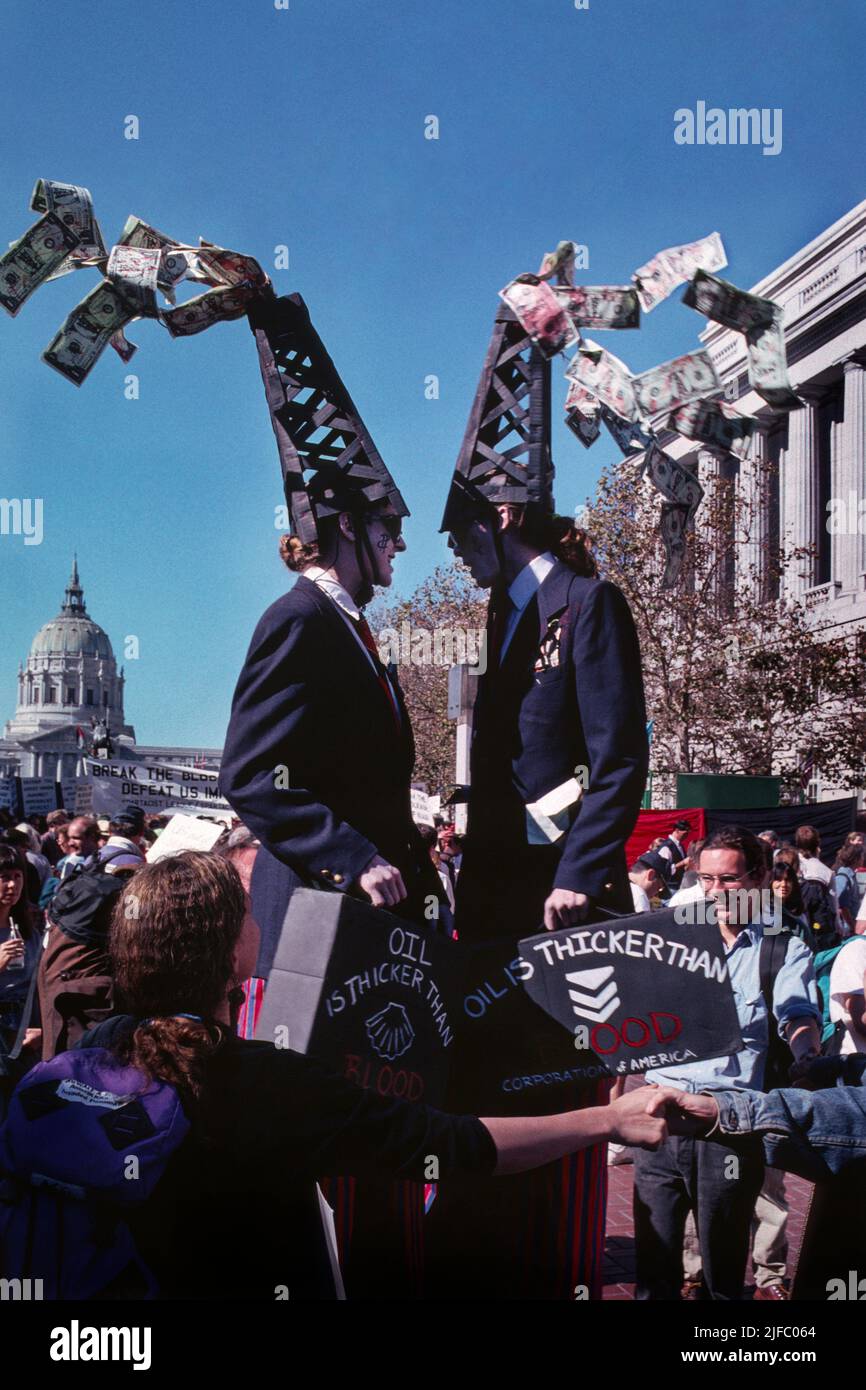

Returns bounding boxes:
[759,929,797,1091]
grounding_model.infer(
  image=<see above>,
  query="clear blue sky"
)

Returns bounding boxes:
[2,0,864,747]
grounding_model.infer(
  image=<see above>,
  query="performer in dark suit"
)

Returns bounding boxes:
[427,302,649,1299]
[221,293,445,1295]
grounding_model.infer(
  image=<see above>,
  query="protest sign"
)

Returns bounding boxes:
[19,777,60,817]
[519,908,742,1077]
[80,757,229,817]
[145,812,225,863]
[256,889,457,1106]
[410,785,434,827]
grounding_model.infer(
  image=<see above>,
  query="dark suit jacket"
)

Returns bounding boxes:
[458,563,648,935]
[220,576,442,977]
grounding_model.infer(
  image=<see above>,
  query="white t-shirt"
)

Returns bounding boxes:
[829,936,866,1054]
[630,880,652,913]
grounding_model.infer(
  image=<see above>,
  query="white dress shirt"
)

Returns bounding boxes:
[304,566,399,707]
[499,552,556,662]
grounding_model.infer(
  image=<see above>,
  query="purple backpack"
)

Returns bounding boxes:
[0,1047,189,1298]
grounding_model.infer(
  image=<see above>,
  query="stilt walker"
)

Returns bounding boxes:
[427,302,650,1299]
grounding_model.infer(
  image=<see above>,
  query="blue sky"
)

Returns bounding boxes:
[2,0,865,747]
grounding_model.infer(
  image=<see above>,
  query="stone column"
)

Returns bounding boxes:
[736,427,770,603]
[840,357,866,593]
[782,390,821,599]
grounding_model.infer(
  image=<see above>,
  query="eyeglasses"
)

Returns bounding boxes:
[697,873,747,888]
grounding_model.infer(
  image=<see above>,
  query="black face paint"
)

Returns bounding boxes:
[376,533,390,552]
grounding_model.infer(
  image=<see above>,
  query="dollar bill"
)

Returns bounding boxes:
[643,442,704,512]
[119,216,189,293]
[566,408,601,448]
[600,405,655,455]
[633,350,721,417]
[682,269,777,333]
[537,240,580,285]
[746,314,801,410]
[42,280,139,385]
[32,181,104,259]
[669,398,757,458]
[0,213,81,315]
[196,242,268,289]
[162,283,259,337]
[633,231,727,313]
[107,245,161,313]
[555,284,640,330]
[565,339,639,421]
[659,502,691,588]
[499,277,578,358]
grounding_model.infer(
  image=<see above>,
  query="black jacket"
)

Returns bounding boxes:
[220,576,442,976]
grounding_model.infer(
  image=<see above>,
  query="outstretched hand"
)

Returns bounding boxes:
[645,1087,720,1137]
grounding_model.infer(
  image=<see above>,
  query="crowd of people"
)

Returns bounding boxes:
[0,803,864,1301]
[624,819,866,1300]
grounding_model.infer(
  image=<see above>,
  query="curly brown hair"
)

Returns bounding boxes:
[502,503,597,578]
[110,852,246,1099]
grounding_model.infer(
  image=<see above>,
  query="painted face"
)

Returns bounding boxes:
[448,519,499,588]
[364,512,406,587]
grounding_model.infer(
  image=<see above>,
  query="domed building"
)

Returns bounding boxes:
[0,561,221,810]
[7,558,133,747]
[2,559,136,782]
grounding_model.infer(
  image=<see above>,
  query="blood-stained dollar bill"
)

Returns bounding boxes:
[119,216,189,293]
[500,277,577,357]
[633,232,727,312]
[669,398,757,458]
[564,378,602,447]
[107,245,161,312]
[162,283,259,337]
[682,270,777,334]
[746,314,801,410]
[565,339,639,422]
[42,281,140,385]
[555,284,640,330]
[0,214,81,315]
[633,350,721,417]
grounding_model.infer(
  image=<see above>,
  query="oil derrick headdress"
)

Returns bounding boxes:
[440,302,554,534]
[248,291,409,546]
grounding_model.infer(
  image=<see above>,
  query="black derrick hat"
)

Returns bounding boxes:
[248,292,409,546]
[441,302,555,533]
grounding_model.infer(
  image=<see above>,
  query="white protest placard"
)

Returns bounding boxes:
[410,785,434,827]
[146,813,225,863]
[81,757,229,817]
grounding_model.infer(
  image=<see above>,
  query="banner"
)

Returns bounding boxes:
[257,889,457,1107]
[80,757,229,816]
[519,907,742,1078]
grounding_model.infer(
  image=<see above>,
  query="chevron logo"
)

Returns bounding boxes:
[564,965,620,1024]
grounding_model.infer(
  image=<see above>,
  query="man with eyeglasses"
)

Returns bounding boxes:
[632,823,821,1300]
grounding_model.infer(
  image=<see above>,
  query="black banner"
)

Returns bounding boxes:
[519,908,743,1078]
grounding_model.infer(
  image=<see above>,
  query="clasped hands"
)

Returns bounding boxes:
[608,1087,721,1149]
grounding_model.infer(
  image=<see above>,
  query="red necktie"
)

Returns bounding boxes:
[352,613,402,729]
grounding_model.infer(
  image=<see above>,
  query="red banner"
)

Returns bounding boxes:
[625,807,706,870]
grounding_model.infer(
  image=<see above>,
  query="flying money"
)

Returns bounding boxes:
[537,240,581,285]
[0,215,81,315]
[118,216,190,294]
[555,285,640,330]
[500,277,577,358]
[633,350,721,417]
[669,398,758,459]
[746,314,801,410]
[162,283,260,337]
[565,339,639,421]
[600,406,655,455]
[633,232,727,313]
[565,378,602,447]
[682,270,777,334]
[659,502,691,588]
[643,442,704,512]
[42,281,140,386]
